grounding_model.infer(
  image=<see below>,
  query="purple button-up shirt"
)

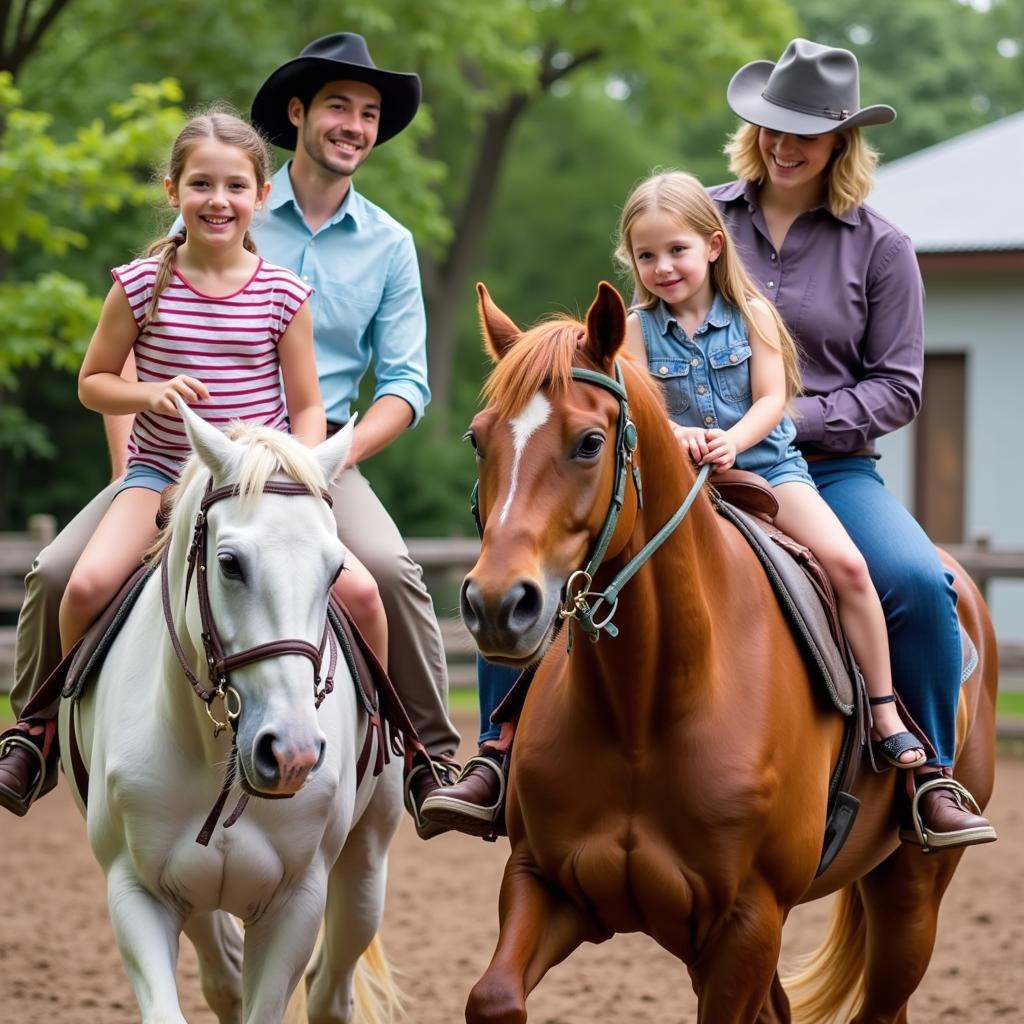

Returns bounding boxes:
[709,179,924,455]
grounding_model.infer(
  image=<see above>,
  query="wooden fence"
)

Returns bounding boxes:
[2,524,1022,693]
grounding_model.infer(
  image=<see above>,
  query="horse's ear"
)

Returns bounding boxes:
[313,414,356,484]
[584,281,627,367]
[477,282,520,361]
[177,398,239,480]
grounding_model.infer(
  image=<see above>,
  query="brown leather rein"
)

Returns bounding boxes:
[159,479,339,846]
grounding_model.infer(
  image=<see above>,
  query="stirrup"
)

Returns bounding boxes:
[899,777,995,853]
[0,734,49,807]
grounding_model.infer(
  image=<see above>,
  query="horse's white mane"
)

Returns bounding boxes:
[148,422,329,558]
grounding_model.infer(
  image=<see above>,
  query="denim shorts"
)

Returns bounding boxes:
[757,448,815,488]
[114,463,176,496]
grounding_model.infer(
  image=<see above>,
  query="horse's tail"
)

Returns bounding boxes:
[352,933,404,1024]
[784,883,866,1023]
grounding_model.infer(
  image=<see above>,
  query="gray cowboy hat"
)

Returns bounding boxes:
[251,33,421,150]
[727,38,895,136]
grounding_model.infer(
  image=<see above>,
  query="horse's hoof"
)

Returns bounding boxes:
[466,977,527,1024]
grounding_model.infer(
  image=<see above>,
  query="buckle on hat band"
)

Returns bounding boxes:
[761,89,849,121]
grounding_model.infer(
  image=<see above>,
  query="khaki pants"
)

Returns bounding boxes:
[11,468,459,759]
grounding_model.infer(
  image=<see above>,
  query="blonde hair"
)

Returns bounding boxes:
[144,108,272,327]
[614,170,802,402]
[724,122,878,216]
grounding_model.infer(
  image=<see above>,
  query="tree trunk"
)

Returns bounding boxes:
[423,93,530,429]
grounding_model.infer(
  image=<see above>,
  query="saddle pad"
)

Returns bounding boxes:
[716,502,856,716]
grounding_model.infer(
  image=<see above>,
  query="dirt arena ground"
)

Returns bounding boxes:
[1,709,1021,1022]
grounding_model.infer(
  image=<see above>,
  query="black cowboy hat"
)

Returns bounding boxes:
[251,33,421,150]
[728,38,895,136]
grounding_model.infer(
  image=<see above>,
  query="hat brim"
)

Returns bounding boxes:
[727,60,895,136]
[251,56,421,150]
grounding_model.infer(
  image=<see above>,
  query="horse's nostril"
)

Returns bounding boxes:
[313,739,326,773]
[506,580,543,631]
[253,731,279,782]
[460,580,482,633]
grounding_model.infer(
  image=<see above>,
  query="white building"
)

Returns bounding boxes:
[869,111,1024,640]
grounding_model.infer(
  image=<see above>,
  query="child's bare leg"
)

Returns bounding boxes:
[58,487,162,655]
[332,549,388,671]
[773,481,924,765]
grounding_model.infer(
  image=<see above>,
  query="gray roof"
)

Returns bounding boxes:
[869,110,1024,253]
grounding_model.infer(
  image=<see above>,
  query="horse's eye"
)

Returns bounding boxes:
[218,552,244,580]
[574,433,605,460]
[464,429,483,458]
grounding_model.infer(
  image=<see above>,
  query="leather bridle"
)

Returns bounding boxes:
[160,478,339,845]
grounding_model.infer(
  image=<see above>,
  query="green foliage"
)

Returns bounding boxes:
[0,72,183,526]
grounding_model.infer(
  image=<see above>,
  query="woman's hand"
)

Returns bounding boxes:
[146,375,210,415]
[670,422,711,465]
[702,428,737,472]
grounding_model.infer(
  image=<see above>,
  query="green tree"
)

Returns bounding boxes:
[0,74,182,524]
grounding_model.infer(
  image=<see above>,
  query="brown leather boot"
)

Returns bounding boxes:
[403,753,460,840]
[420,751,507,840]
[0,725,57,817]
[900,774,997,851]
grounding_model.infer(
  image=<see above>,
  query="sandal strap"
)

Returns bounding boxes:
[868,694,897,706]
[907,777,983,848]
[875,730,924,760]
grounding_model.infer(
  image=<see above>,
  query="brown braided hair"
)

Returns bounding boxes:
[143,109,272,328]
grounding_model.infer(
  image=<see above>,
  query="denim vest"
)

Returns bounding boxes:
[634,293,801,480]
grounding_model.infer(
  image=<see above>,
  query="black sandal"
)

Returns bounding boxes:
[869,694,927,769]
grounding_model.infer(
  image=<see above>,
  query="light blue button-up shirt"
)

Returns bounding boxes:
[251,162,431,427]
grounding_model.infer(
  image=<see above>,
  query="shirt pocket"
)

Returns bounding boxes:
[648,358,692,416]
[709,343,753,404]
[317,277,381,312]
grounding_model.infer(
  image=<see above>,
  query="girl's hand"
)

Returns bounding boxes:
[147,376,209,415]
[702,428,737,473]
[670,422,711,465]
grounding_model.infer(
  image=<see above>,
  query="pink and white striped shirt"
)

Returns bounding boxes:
[112,256,312,479]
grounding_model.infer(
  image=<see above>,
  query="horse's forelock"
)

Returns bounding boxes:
[483,317,586,419]
[146,424,327,559]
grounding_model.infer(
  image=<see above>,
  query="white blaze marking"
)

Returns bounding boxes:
[499,393,551,525]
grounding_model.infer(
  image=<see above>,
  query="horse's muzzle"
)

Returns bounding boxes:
[247,725,327,795]
[460,576,550,661]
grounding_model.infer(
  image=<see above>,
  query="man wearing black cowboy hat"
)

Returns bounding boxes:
[0,33,461,839]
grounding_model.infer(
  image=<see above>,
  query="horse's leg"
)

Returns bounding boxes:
[853,843,963,1024]
[467,845,596,1024]
[182,911,243,1024]
[756,972,792,1023]
[105,858,188,1024]
[240,871,328,1024]
[307,771,403,1024]
[688,881,785,1024]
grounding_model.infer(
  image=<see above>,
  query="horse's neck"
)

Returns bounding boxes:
[578,439,727,732]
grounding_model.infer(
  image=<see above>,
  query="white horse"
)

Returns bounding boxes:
[57,403,403,1024]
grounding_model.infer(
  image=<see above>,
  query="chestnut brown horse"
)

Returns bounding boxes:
[458,281,998,1023]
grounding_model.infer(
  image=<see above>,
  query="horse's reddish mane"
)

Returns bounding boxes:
[481,314,668,427]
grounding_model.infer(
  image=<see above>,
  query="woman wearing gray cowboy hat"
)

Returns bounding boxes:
[710,39,996,851]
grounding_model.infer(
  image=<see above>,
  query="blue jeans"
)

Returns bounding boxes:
[808,456,961,767]
[474,457,962,766]
[476,655,518,746]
